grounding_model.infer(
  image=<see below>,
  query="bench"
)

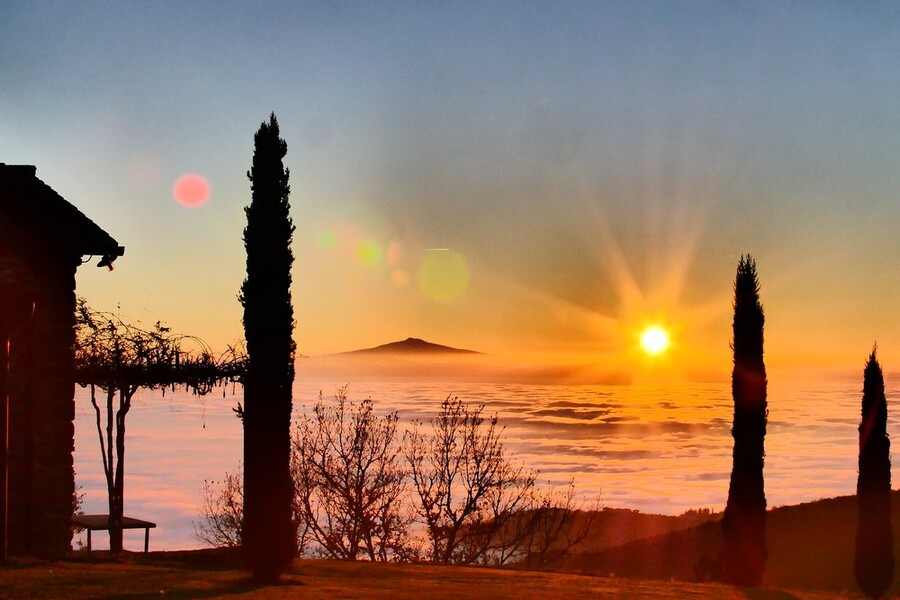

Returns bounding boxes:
[71,514,156,556]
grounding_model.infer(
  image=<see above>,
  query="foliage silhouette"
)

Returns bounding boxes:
[239,112,296,582]
[854,348,894,598]
[722,255,767,586]
[74,299,244,553]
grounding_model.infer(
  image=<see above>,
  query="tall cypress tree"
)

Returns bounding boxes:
[855,348,894,599]
[722,255,767,586]
[240,113,296,582]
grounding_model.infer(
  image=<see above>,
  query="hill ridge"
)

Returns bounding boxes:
[556,491,900,595]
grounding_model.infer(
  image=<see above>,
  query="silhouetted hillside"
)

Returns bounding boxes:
[555,519,721,581]
[552,508,716,555]
[336,337,479,356]
[555,492,900,596]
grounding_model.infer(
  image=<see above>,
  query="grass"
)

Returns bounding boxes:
[0,549,860,599]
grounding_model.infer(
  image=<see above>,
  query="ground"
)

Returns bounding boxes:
[0,549,860,599]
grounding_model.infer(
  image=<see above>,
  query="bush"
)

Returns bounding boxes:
[195,466,243,549]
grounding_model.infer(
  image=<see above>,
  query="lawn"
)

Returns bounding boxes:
[0,549,859,599]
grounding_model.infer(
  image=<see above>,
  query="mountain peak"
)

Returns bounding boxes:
[339,337,478,356]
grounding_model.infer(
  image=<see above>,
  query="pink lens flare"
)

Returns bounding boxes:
[173,174,210,207]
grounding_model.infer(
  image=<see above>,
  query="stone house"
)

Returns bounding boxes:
[0,163,123,557]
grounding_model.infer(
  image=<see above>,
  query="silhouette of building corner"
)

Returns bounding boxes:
[0,163,123,558]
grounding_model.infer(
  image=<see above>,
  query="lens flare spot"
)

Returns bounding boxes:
[316,230,337,249]
[172,173,210,207]
[386,241,401,267]
[391,269,409,287]
[333,223,362,255]
[641,327,670,355]
[356,240,382,267]
[418,249,470,303]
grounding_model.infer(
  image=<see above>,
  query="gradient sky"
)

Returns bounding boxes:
[3,2,900,380]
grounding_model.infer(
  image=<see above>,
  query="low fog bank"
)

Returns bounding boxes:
[299,351,633,385]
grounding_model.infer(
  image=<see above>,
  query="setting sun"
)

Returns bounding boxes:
[640,327,670,355]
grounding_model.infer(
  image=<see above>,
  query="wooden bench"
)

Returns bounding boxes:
[71,514,156,556]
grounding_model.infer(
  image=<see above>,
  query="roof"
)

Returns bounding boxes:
[0,164,124,266]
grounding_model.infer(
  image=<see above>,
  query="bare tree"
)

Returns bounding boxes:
[198,392,596,568]
[195,463,315,556]
[404,396,537,565]
[194,466,243,548]
[455,478,598,568]
[515,481,599,568]
[292,387,412,561]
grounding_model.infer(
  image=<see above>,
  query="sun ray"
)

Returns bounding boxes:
[559,159,728,379]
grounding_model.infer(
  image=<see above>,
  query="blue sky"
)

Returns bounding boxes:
[3,2,900,376]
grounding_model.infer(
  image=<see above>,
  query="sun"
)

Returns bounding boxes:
[640,326,670,355]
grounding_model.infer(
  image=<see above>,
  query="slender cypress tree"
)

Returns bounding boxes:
[722,255,767,586]
[855,348,894,599]
[240,113,296,582]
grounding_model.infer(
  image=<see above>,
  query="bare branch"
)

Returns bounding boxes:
[291,387,412,561]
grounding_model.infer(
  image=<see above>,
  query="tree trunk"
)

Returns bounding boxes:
[242,380,294,579]
[109,389,128,554]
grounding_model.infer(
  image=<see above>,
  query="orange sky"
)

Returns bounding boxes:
[7,4,900,384]
[73,180,899,386]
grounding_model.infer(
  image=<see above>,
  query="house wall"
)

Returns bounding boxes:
[7,253,78,558]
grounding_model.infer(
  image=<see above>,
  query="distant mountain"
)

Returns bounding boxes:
[336,337,479,356]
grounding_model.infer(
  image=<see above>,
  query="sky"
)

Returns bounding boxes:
[3,2,900,381]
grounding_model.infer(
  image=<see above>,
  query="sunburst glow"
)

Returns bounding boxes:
[640,327,670,355]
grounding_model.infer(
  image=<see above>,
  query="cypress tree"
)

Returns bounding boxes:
[722,255,767,586]
[855,348,894,599]
[240,113,296,582]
